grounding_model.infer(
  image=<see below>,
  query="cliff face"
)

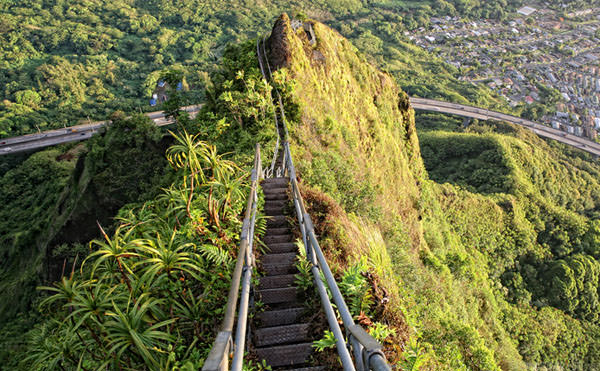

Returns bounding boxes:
[268,14,425,248]
[264,13,428,364]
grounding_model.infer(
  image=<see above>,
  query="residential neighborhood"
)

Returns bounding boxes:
[411,3,600,141]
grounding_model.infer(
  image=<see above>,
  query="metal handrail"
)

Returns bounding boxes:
[256,35,392,371]
[265,134,279,178]
[203,144,262,371]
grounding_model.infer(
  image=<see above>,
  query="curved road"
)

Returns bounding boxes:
[0,105,201,155]
[410,97,600,157]
[1,98,599,157]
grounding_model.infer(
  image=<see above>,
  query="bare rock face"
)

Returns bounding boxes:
[267,13,293,70]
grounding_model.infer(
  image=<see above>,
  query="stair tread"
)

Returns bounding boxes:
[257,307,305,327]
[259,286,298,304]
[265,242,297,253]
[265,193,288,200]
[262,263,298,276]
[265,208,286,216]
[261,252,297,266]
[265,227,292,235]
[263,187,288,194]
[263,234,293,244]
[255,323,310,347]
[259,274,297,290]
[262,184,289,191]
[255,343,313,368]
[265,199,287,206]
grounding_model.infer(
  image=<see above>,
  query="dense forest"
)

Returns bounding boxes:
[3,0,600,370]
[0,0,526,138]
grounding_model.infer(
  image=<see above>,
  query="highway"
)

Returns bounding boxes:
[0,105,201,155]
[2,98,600,157]
[410,97,600,157]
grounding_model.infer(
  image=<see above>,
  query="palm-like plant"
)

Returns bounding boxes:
[173,291,204,337]
[23,319,85,371]
[166,130,212,220]
[84,223,140,294]
[38,275,87,309]
[134,229,202,284]
[66,283,119,331]
[209,172,248,222]
[104,295,176,369]
[157,184,195,225]
[166,130,209,183]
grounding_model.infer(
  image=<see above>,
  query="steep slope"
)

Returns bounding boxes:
[266,14,600,369]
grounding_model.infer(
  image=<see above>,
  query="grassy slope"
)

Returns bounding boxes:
[275,15,600,369]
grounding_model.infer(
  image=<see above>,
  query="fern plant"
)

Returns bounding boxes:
[312,330,337,352]
[368,322,396,343]
[338,258,374,317]
[398,338,426,371]
[294,240,314,295]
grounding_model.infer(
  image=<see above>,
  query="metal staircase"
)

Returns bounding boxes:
[254,176,321,368]
[202,30,392,371]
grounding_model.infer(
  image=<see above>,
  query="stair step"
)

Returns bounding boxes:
[265,227,291,236]
[261,252,296,266]
[263,234,293,244]
[255,343,313,368]
[262,263,298,275]
[259,274,297,290]
[265,199,288,208]
[265,207,285,216]
[265,192,288,200]
[262,183,289,192]
[266,242,296,253]
[255,323,310,347]
[263,185,287,193]
[266,215,288,228]
[257,307,304,327]
[263,177,289,185]
[259,287,298,304]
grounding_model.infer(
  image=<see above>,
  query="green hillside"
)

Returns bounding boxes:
[2,4,600,371]
[269,15,600,369]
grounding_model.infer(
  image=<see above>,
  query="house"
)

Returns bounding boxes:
[517,6,537,16]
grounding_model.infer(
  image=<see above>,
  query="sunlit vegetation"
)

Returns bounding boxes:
[0,0,523,138]
[275,17,600,369]
[0,41,276,368]
[3,1,600,370]
[25,130,250,369]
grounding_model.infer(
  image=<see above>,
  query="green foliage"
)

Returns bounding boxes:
[24,132,250,369]
[312,330,337,352]
[0,0,516,139]
[398,337,426,371]
[339,259,375,318]
[369,322,396,343]
[294,241,314,296]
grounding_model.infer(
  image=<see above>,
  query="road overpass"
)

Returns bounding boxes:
[2,98,600,157]
[410,97,600,157]
[0,105,201,155]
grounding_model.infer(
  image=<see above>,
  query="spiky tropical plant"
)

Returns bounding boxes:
[30,128,253,369]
